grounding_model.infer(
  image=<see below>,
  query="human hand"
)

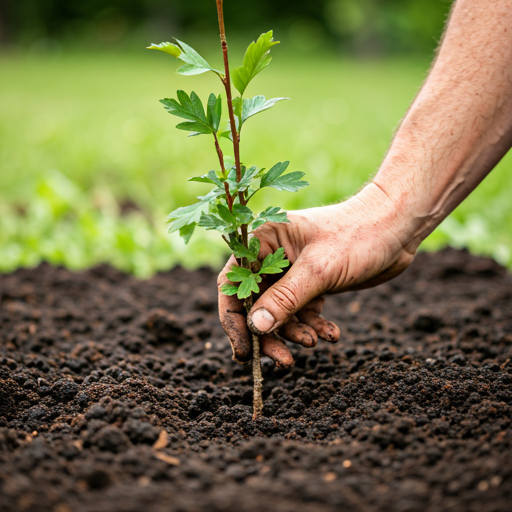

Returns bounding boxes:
[217,183,416,367]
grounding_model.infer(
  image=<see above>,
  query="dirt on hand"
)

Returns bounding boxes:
[0,248,511,512]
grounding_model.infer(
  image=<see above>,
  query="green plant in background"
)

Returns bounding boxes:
[148,0,308,418]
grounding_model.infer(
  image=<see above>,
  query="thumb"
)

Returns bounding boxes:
[248,254,325,334]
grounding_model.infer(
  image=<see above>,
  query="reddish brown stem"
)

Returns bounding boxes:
[213,132,233,211]
[215,0,245,207]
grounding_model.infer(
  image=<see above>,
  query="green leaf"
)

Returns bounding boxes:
[221,283,240,296]
[189,170,224,188]
[241,96,289,125]
[147,42,181,57]
[160,91,213,136]
[198,212,231,232]
[251,206,289,230]
[218,130,233,141]
[217,204,236,226]
[232,97,242,124]
[175,121,212,136]
[229,238,258,262]
[226,265,253,282]
[249,237,261,256]
[167,201,209,233]
[232,31,280,95]
[259,247,290,275]
[167,188,224,232]
[148,40,222,75]
[260,161,309,192]
[174,39,222,75]
[179,223,195,244]
[238,166,260,192]
[237,274,262,299]
[206,93,222,133]
[232,204,253,225]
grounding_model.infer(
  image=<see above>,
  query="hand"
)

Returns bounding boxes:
[217,183,416,367]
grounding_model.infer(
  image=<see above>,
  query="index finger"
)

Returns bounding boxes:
[217,255,252,362]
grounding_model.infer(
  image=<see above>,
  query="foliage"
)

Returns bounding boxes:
[148,29,308,299]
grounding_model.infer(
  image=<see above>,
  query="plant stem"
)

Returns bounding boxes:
[213,132,233,211]
[215,0,245,207]
[245,295,263,419]
[216,0,262,419]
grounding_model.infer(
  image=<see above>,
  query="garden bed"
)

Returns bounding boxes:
[0,248,511,512]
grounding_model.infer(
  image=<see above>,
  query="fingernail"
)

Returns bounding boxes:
[301,333,316,348]
[250,308,276,333]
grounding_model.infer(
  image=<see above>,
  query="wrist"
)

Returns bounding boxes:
[351,181,419,255]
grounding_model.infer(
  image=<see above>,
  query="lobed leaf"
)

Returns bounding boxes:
[251,206,289,230]
[167,188,224,233]
[148,39,222,76]
[189,170,224,188]
[237,273,262,299]
[260,161,309,192]
[240,96,289,126]
[226,265,253,282]
[259,247,290,275]
[234,166,260,193]
[167,201,209,233]
[232,31,280,95]
[160,91,213,136]
[198,212,231,232]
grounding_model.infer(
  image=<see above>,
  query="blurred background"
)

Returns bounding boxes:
[1,0,511,276]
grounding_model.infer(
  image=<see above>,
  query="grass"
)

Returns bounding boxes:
[1,48,511,276]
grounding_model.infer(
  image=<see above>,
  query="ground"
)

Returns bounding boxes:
[1,248,511,512]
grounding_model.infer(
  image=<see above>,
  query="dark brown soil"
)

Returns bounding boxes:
[1,248,511,512]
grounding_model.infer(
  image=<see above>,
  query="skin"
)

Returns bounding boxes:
[218,0,512,366]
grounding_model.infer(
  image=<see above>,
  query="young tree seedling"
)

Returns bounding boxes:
[148,0,308,419]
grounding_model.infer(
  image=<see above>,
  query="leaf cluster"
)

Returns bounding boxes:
[149,30,309,299]
[222,247,289,299]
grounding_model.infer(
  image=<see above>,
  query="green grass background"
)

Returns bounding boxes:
[1,50,511,276]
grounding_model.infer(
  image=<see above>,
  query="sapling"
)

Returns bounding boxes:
[147,0,308,419]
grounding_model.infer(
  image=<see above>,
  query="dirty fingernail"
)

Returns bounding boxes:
[250,308,276,333]
[301,333,316,348]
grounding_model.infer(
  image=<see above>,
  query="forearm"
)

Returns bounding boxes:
[373,0,512,252]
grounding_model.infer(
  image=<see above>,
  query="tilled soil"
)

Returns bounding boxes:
[1,248,511,512]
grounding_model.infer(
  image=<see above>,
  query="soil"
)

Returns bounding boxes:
[1,248,511,512]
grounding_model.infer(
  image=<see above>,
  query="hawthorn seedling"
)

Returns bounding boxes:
[148,0,308,418]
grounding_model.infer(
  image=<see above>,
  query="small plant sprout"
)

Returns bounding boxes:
[147,0,308,419]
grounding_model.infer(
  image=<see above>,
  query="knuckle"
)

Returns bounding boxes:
[270,282,301,315]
